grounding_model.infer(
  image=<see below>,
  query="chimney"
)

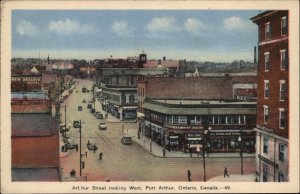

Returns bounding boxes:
[163,56,166,61]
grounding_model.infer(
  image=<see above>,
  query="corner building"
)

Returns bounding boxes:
[251,10,289,182]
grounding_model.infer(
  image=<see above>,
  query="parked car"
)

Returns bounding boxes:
[75,90,79,93]
[78,106,82,111]
[87,103,92,109]
[98,122,107,130]
[73,120,80,128]
[64,139,78,151]
[89,108,95,114]
[82,99,86,103]
[94,112,103,119]
[121,135,132,145]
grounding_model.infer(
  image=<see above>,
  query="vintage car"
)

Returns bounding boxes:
[64,139,78,151]
[87,141,98,151]
[78,106,82,111]
[73,120,81,128]
[121,135,132,145]
[94,112,104,119]
[87,103,92,109]
[98,122,107,130]
[82,99,86,103]
[89,108,95,114]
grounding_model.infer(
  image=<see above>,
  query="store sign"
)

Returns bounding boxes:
[164,124,203,130]
[258,154,278,168]
[210,132,241,136]
[256,125,274,134]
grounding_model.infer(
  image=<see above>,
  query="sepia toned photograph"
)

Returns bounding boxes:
[1,0,299,193]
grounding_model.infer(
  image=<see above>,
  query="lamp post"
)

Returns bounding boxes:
[238,129,244,175]
[207,126,211,157]
[203,129,208,182]
[79,120,82,176]
[150,124,152,153]
[162,128,166,157]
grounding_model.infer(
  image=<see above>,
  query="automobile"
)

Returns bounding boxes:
[98,122,107,130]
[87,103,92,109]
[64,139,78,151]
[78,106,82,111]
[73,120,81,128]
[89,108,95,114]
[82,99,86,103]
[86,89,90,93]
[121,135,132,145]
[87,140,98,151]
[88,100,93,103]
[75,90,79,93]
[94,112,104,119]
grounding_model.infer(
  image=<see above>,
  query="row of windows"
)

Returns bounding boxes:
[262,163,285,182]
[11,100,49,105]
[263,138,286,163]
[149,114,247,125]
[264,50,288,71]
[264,80,287,100]
[263,106,286,129]
[264,16,287,40]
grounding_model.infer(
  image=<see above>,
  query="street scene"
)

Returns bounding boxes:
[6,3,297,194]
[59,79,255,182]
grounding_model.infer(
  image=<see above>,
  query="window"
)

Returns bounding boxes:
[264,105,269,123]
[264,80,269,98]
[265,22,271,39]
[280,50,288,70]
[279,80,287,101]
[279,108,285,129]
[279,143,285,162]
[232,115,239,124]
[219,115,226,124]
[173,115,179,124]
[281,16,288,35]
[278,172,284,182]
[263,163,268,182]
[213,115,219,124]
[263,137,268,154]
[264,53,270,71]
[129,95,134,104]
[179,116,187,124]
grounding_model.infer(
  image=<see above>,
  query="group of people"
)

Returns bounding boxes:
[187,167,229,181]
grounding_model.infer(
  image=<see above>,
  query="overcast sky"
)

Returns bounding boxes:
[12,10,261,62]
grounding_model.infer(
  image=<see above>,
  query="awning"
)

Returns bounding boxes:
[137,112,145,118]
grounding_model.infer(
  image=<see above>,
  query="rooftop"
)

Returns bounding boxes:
[154,99,257,105]
[12,168,60,181]
[12,113,58,136]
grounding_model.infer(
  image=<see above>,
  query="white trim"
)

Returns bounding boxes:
[259,36,288,46]
[264,80,269,99]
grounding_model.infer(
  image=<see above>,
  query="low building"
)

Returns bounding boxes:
[11,113,60,181]
[142,99,256,153]
[11,72,42,92]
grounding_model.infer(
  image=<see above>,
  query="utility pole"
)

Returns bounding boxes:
[79,120,82,176]
[64,104,67,137]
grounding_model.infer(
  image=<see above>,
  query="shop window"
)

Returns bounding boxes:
[167,115,172,123]
[279,143,285,162]
[195,115,201,124]
[263,137,268,154]
[240,115,245,124]
[264,53,270,71]
[228,138,237,149]
[211,138,225,149]
[227,116,232,124]
[189,116,195,124]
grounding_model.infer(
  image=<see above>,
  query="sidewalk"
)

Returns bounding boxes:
[125,128,255,158]
[208,174,256,182]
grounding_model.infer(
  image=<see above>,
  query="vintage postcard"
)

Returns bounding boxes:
[1,0,299,193]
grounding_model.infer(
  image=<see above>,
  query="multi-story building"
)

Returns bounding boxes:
[251,10,289,182]
[138,76,257,153]
[11,71,42,92]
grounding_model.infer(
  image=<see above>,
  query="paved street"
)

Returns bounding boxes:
[59,79,256,182]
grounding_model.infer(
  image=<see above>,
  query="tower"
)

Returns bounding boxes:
[139,50,147,68]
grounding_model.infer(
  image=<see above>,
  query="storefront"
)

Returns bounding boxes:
[121,107,137,120]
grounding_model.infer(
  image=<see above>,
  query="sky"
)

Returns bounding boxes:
[12,10,261,62]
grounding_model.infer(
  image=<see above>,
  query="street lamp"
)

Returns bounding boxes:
[162,128,166,157]
[79,120,83,176]
[207,126,212,157]
[238,129,244,175]
[149,123,152,153]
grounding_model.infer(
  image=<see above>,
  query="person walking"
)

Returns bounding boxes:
[187,169,191,181]
[224,167,229,177]
[99,152,103,160]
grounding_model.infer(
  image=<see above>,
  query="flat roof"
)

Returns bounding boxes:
[11,92,49,100]
[153,99,256,105]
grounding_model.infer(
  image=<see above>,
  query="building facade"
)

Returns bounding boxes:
[11,73,42,92]
[251,10,289,182]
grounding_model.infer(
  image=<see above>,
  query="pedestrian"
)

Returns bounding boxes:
[99,152,103,160]
[224,167,229,177]
[187,169,191,182]
[75,145,78,152]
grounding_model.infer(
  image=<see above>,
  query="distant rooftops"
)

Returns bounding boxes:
[143,60,181,68]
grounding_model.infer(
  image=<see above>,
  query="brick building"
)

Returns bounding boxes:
[251,10,289,182]
[11,72,42,92]
[138,76,257,153]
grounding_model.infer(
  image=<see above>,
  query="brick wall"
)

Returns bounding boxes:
[12,133,59,168]
[11,100,51,113]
